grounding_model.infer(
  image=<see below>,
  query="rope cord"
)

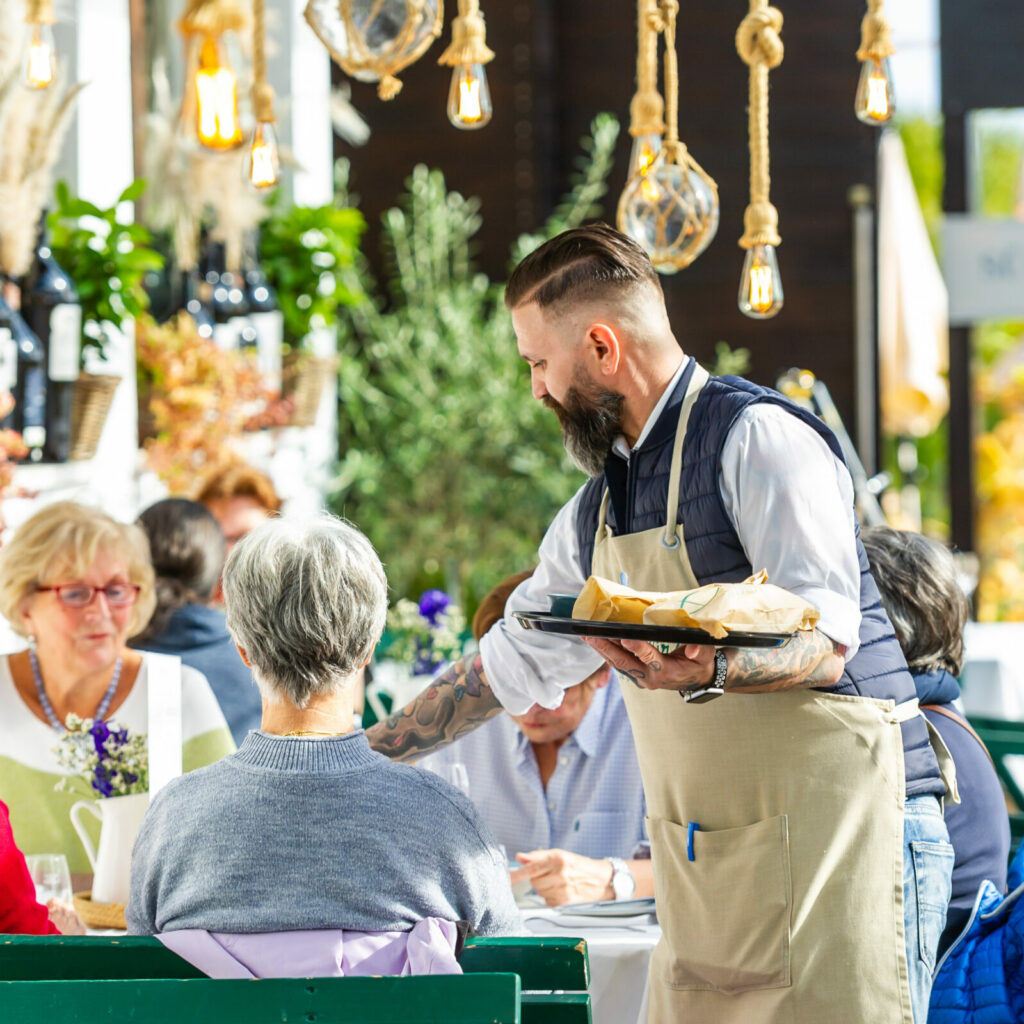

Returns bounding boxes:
[438,0,495,68]
[658,0,684,163]
[179,0,247,37]
[735,0,783,248]
[628,0,664,138]
[25,0,55,23]
[857,0,895,62]
[252,0,275,123]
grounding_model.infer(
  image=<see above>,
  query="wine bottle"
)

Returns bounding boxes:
[204,242,243,351]
[21,223,82,462]
[0,291,18,423]
[1,283,46,460]
[182,269,215,341]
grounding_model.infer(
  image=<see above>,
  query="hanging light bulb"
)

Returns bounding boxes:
[438,0,495,130]
[195,36,243,149]
[627,130,662,180]
[737,243,784,319]
[23,0,57,90]
[855,1,896,126]
[245,121,280,189]
[447,62,492,129]
[855,56,895,124]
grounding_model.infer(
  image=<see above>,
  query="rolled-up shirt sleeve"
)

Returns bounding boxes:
[480,485,606,716]
[718,403,862,658]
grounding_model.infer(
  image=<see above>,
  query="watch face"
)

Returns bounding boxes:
[612,864,636,900]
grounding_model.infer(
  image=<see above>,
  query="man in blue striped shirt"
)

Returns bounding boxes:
[419,571,650,907]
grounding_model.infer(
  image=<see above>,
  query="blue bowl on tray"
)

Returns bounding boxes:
[548,593,579,618]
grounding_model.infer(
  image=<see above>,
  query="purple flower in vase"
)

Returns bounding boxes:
[90,719,111,756]
[418,589,451,625]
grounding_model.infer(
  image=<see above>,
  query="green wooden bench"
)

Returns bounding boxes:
[0,934,590,1024]
[967,714,1024,860]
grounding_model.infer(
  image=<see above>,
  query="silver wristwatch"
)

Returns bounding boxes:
[680,649,728,704]
[608,857,636,901]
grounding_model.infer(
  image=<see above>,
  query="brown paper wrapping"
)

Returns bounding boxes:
[573,571,819,639]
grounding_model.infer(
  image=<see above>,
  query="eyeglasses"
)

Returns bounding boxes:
[35,583,141,608]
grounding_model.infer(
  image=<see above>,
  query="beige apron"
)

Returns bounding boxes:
[592,365,915,1024]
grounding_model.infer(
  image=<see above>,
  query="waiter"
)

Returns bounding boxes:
[367,223,953,1024]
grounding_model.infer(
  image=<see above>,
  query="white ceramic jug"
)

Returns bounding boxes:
[69,791,149,905]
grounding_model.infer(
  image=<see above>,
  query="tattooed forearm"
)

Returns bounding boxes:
[365,654,503,762]
[725,629,844,693]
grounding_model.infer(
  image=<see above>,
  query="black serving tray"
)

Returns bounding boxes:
[513,610,793,649]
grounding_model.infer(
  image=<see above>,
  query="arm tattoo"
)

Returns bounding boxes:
[365,654,503,762]
[725,629,844,693]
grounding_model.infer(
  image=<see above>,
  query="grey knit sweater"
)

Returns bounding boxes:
[126,730,522,937]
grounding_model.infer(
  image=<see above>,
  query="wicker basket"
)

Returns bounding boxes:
[73,890,127,930]
[70,373,120,461]
[282,353,339,428]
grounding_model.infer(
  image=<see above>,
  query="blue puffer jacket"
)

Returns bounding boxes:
[929,844,1024,1023]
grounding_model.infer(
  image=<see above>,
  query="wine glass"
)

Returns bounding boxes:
[25,853,73,906]
[444,762,471,798]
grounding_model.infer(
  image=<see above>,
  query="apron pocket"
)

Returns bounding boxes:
[648,813,792,994]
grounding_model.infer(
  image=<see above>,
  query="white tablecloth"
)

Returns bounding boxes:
[961,621,1024,720]
[522,908,659,1024]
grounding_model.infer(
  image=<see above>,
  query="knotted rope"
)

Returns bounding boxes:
[735,0,783,249]
[24,0,55,23]
[178,0,247,37]
[627,0,665,140]
[856,0,894,62]
[252,0,275,123]
[437,0,495,69]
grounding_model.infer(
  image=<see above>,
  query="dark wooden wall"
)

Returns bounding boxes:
[335,0,877,431]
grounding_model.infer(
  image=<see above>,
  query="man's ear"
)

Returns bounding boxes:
[586,323,622,376]
[235,644,253,667]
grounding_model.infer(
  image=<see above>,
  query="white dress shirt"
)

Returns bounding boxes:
[480,361,863,716]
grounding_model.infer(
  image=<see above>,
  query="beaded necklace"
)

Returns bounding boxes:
[29,648,123,732]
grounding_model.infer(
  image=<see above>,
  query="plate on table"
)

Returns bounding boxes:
[513,611,793,649]
[558,897,657,918]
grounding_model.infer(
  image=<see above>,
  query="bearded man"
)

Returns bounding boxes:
[367,222,952,1024]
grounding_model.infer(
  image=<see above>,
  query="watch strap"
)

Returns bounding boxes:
[713,648,728,689]
[608,856,636,900]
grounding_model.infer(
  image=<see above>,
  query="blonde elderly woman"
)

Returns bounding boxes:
[0,502,235,873]
[127,513,520,947]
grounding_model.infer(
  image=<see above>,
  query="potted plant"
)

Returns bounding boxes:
[46,179,166,459]
[259,198,364,425]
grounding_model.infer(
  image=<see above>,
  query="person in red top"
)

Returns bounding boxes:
[0,800,83,934]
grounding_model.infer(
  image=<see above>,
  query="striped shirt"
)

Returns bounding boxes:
[419,677,647,860]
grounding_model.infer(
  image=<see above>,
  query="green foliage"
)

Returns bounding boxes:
[260,201,366,348]
[330,113,621,609]
[47,179,165,360]
[707,341,750,377]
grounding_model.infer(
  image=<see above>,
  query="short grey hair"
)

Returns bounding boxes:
[223,513,388,707]
[861,526,967,677]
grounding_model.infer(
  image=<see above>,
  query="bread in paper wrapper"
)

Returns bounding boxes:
[643,570,819,638]
[572,577,666,624]
[572,571,818,639]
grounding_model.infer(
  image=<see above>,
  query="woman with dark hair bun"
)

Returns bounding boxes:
[131,499,262,745]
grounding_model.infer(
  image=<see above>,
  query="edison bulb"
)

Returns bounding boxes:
[855,57,895,125]
[447,63,492,129]
[245,122,280,189]
[24,22,57,89]
[618,151,719,273]
[195,36,243,149]
[627,131,662,179]
[738,244,784,319]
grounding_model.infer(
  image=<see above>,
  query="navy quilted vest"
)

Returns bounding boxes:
[576,362,943,796]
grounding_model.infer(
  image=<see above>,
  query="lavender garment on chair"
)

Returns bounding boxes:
[156,917,463,978]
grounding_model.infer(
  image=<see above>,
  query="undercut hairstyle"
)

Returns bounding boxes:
[504,222,661,312]
[222,513,387,708]
[195,460,282,514]
[861,526,968,676]
[132,499,226,644]
[472,569,535,642]
[0,501,156,639]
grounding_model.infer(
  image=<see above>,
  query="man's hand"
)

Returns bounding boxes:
[47,899,86,935]
[585,628,845,693]
[510,849,615,906]
[582,638,716,693]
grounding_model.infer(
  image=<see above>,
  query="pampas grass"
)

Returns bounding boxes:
[0,0,85,279]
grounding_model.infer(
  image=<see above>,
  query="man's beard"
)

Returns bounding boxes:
[543,372,625,478]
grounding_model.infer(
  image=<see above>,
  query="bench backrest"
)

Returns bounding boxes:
[1,974,522,1024]
[0,935,591,1024]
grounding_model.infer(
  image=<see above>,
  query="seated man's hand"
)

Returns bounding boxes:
[47,899,86,935]
[510,848,614,907]
[583,638,716,692]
